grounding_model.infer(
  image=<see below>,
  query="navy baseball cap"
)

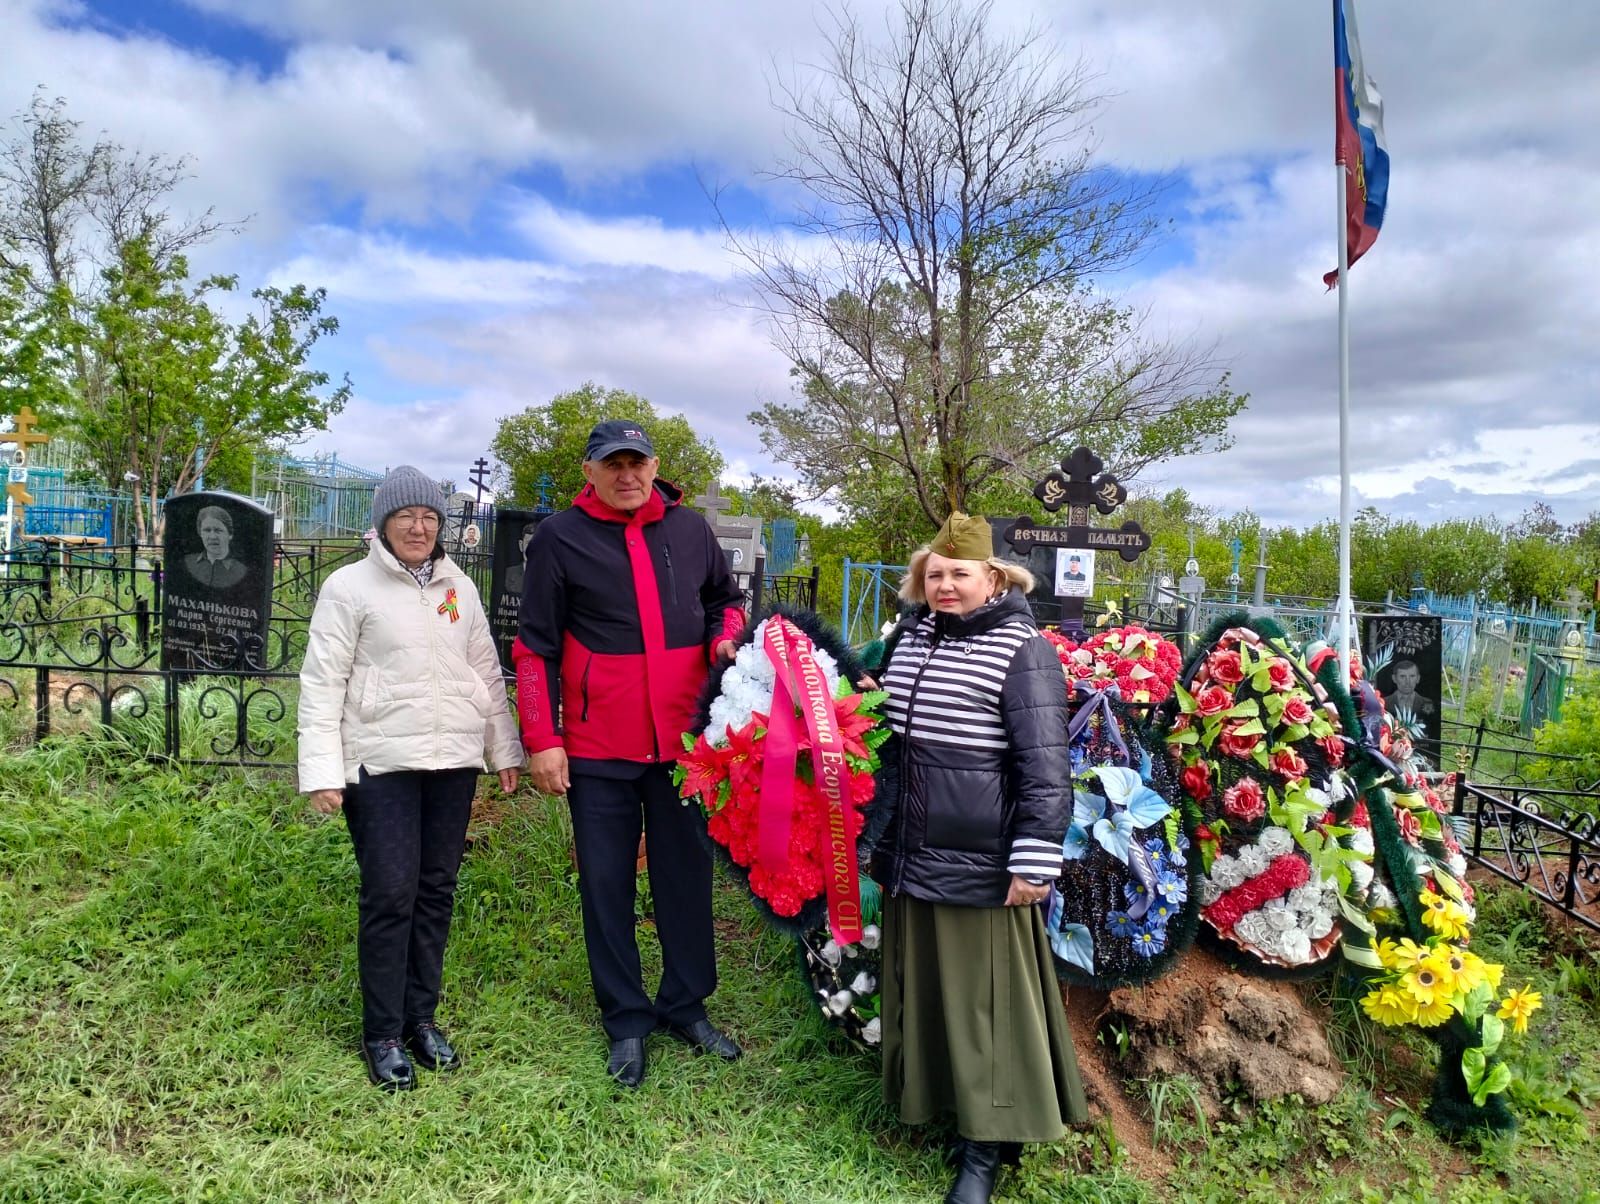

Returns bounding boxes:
[585,419,655,462]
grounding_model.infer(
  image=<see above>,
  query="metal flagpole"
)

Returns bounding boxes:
[1336,161,1354,675]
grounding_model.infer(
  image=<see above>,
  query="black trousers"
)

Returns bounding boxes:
[568,766,718,1040]
[343,767,477,1040]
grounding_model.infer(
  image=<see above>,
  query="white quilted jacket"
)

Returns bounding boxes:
[297,540,523,792]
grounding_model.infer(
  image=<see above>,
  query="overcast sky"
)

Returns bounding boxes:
[5,0,1598,527]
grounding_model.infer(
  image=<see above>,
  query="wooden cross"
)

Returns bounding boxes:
[2,405,50,511]
[1002,446,1153,637]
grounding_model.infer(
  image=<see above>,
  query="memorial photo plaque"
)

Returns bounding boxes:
[491,507,547,670]
[1363,614,1444,755]
[161,491,275,671]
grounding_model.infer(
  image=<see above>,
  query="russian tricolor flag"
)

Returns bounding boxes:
[1325,0,1389,288]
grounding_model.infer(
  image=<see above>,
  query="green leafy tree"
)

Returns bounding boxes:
[1530,670,1600,788]
[737,0,1245,538]
[49,240,349,540]
[489,383,724,508]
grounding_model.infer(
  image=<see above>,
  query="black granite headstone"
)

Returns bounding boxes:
[1363,614,1444,754]
[490,507,548,670]
[161,491,275,671]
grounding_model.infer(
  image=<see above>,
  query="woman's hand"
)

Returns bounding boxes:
[499,767,521,794]
[1004,874,1052,907]
[309,788,344,815]
[856,674,879,691]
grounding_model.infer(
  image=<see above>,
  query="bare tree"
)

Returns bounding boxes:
[0,90,238,296]
[733,0,1243,533]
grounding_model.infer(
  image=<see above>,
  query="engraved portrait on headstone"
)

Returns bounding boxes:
[1363,614,1444,753]
[162,491,275,671]
[490,507,547,669]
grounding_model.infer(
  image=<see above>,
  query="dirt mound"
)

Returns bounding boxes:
[1068,946,1343,1129]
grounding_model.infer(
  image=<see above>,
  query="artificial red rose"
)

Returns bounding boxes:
[1281,696,1315,726]
[1218,722,1262,760]
[1180,761,1214,802]
[1271,748,1308,781]
[1320,735,1346,767]
[1196,686,1234,717]
[1348,800,1370,829]
[1266,657,1295,690]
[1194,823,1215,843]
[1223,778,1267,822]
[1171,712,1192,732]
[1207,649,1245,686]
[1397,807,1422,845]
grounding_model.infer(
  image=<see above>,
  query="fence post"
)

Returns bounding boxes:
[841,557,852,639]
[751,554,765,619]
[808,564,820,612]
[34,666,49,741]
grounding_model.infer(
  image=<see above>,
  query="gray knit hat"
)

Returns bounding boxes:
[372,465,445,531]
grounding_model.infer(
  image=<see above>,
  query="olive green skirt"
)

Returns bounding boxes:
[881,894,1089,1142]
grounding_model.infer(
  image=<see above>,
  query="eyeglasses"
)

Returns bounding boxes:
[391,511,441,530]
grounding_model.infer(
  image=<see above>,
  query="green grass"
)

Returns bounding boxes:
[3,733,1600,1202]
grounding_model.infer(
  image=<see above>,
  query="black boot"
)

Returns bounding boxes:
[944,1139,1001,1204]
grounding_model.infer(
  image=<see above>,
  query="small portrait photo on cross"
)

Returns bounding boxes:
[1054,547,1095,598]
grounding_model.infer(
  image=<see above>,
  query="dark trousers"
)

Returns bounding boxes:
[343,767,477,1040]
[568,766,717,1040]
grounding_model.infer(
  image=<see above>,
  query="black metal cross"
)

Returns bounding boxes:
[468,457,492,506]
[1001,446,1152,637]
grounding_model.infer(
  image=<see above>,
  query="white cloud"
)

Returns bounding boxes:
[511,196,739,279]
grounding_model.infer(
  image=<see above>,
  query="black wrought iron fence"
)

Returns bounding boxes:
[1452,777,1600,931]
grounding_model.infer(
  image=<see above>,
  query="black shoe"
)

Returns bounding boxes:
[405,1021,461,1071]
[944,1139,1001,1204]
[361,1037,416,1092]
[607,1036,647,1089]
[661,1018,742,1061]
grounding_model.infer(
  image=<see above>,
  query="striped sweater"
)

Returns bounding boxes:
[875,590,1071,906]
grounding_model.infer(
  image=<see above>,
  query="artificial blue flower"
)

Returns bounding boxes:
[1105,910,1139,939]
[1129,920,1168,958]
[1048,922,1096,973]
[1061,823,1090,861]
[1144,900,1177,928]
[1124,880,1151,909]
[1155,871,1188,905]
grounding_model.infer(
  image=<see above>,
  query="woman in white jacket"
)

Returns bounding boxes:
[298,465,523,1091]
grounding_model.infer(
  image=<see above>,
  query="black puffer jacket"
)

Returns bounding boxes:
[872,590,1071,908]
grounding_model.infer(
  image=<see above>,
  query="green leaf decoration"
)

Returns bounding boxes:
[1473,1063,1512,1107]
[1175,683,1198,714]
[1479,1012,1505,1057]
[682,730,697,752]
[1225,699,1261,719]
[1340,941,1385,969]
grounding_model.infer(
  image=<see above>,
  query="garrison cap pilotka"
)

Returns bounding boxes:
[930,511,994,561]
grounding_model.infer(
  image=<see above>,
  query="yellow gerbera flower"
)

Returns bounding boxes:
[1411,994,1455,1027]
[1440,947,1489,995]
[1420,896,1472,942]
[1497,986,1544,1036]
[1360,984,1416,1027]
[1403,962,1451,1008]
[1421,948,1463,998]
[1381,937,1429,969]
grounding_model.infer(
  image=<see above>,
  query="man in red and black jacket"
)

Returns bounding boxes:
[513,419,747,1088]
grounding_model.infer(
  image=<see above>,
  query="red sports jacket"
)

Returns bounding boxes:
[512,481,746,770]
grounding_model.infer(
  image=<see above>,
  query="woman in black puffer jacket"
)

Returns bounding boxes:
[874,512,1088,1204]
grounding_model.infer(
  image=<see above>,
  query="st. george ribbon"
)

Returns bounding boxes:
[756,619,864,943]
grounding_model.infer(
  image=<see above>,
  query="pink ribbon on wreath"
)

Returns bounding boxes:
[756,618,864,944]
